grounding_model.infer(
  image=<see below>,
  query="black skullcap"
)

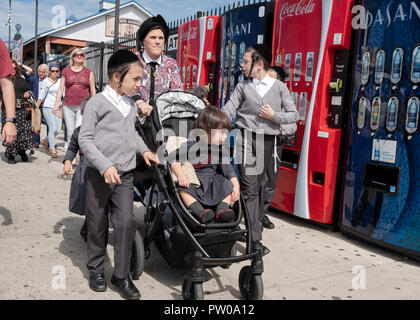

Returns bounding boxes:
[137,14,169,43]
[108,49,139,69]
[270,65,286,81]
[252,44,272,65]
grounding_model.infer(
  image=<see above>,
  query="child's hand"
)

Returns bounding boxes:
[104,166,122,185]
[231,178,240,202]
[259,104,274,119]
[178,173,190,189]
[63,161,73,175]
[142,151,160,166]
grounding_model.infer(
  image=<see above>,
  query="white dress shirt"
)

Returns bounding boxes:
[142,51,163,66]
[252,74,276,98]
[102,85,133,118]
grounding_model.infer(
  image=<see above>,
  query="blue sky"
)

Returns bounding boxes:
[0,0,241,42]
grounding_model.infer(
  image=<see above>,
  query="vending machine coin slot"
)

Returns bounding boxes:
[362,162,401,195]
[327,50,350,129]
[313,172,325,185]
[280,149,299,170]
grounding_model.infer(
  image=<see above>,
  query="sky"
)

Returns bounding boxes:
[0,0,243,43]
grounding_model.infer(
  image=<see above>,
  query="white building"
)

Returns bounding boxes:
[23,0,153,64]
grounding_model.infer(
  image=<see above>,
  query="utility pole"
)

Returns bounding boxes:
[34,0,39,71]
[7,0,11,53]
[113,0,120,53]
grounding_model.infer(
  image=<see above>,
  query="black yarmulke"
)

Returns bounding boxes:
[137,14,169,43]
[252,44,272,65]
[108,49,139,69]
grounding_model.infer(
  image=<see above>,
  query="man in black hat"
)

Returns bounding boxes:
[79,49,159,300]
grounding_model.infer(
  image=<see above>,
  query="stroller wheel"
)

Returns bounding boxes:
[182,276,204,300]
[130,230,145,280]
[238,266,264,300]
[221,243,237,269]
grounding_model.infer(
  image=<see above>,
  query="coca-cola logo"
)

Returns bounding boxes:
[181,26,198,41]
[280,0,315,19]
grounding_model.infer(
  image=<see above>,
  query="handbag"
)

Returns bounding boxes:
[31,107,42,132]
[23,101,34,121]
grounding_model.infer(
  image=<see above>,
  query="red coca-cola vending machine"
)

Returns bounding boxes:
[177,16,220,104]
[270,0,354,225]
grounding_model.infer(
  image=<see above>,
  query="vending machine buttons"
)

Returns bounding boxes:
[370,96,382,134]
[361,51,371,87]
[411,45,420,87]
[357,97,368,134]
[294,53,302,82]
[386,96,399,135]
[391,47,404,88]
[405,96,420,139]
[374,50,385,87]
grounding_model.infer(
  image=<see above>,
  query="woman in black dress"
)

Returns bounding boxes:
[1,59,33,163]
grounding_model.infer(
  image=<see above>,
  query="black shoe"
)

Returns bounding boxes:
[7,156,16,164]
[262,215,275,229]
[89,273,107,292]
[252,240,271,256]
[110,274,141,300]
[18,151,28,162]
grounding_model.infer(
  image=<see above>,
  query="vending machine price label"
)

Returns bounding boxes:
[371,139,397,164]
[333,33,342,45]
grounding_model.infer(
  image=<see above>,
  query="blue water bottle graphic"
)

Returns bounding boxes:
[391,48,403,84]
[373,140,380,161]
[411,46,420,84]
[231,43,237,68]
[374,50,385,85]
[386,97,398,132]
[405,97,419,134]
[361,51,370,86]
[239,42,246,64]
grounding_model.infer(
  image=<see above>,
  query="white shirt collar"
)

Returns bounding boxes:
[142,51,163,66]
[103,85,133,118]
[252,74,275,86]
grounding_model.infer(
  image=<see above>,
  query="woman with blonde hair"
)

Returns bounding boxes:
[53,48,96,148]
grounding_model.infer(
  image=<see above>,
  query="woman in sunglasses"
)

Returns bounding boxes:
[53,49,96,149]
[37,64,63,158]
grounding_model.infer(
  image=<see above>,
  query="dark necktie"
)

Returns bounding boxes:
[148,62,158,106]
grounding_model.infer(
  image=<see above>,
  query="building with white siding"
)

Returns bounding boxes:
[23,0,153,66]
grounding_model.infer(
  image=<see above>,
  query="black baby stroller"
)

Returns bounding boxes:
[130,91,265,300]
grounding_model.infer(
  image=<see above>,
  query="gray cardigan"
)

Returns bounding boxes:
[222,79,298,136]
[79,93,149,176]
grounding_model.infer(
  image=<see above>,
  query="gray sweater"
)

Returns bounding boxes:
[222,79,298,136]
[79,93,149,175]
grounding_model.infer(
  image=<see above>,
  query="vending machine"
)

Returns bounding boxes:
[165,27,179,60]
[269,0,354,225]
[177,16,220,103]
[217,1,274,108]
[340,0,420,260]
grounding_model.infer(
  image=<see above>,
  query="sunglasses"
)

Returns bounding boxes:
[50,69,59,73]
[74,53,85,58]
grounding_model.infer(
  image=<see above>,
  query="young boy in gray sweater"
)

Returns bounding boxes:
[79,49,159,300]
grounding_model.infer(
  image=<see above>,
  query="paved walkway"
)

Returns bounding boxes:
[1,129,420,300]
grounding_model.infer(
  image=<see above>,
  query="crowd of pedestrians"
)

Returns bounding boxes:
[0,13,298,301]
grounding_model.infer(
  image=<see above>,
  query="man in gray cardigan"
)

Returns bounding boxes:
[79,49,159,300]
[222,45,298,256]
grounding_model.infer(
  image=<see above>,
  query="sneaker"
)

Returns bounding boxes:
[215,208,235,223]
[200,209,215,224]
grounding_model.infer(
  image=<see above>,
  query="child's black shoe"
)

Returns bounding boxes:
[200,209,215,224]
[215,209,235,223]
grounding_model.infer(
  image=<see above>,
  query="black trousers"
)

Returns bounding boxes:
[85,167,136,279]
[238,130,276,242]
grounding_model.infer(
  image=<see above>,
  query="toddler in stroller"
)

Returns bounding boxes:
[170,106,240,224]
[132,91,265,300]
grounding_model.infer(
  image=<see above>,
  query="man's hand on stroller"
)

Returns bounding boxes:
[142,151,160,167]
[104,166,122,185]
[230,177,240,202]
